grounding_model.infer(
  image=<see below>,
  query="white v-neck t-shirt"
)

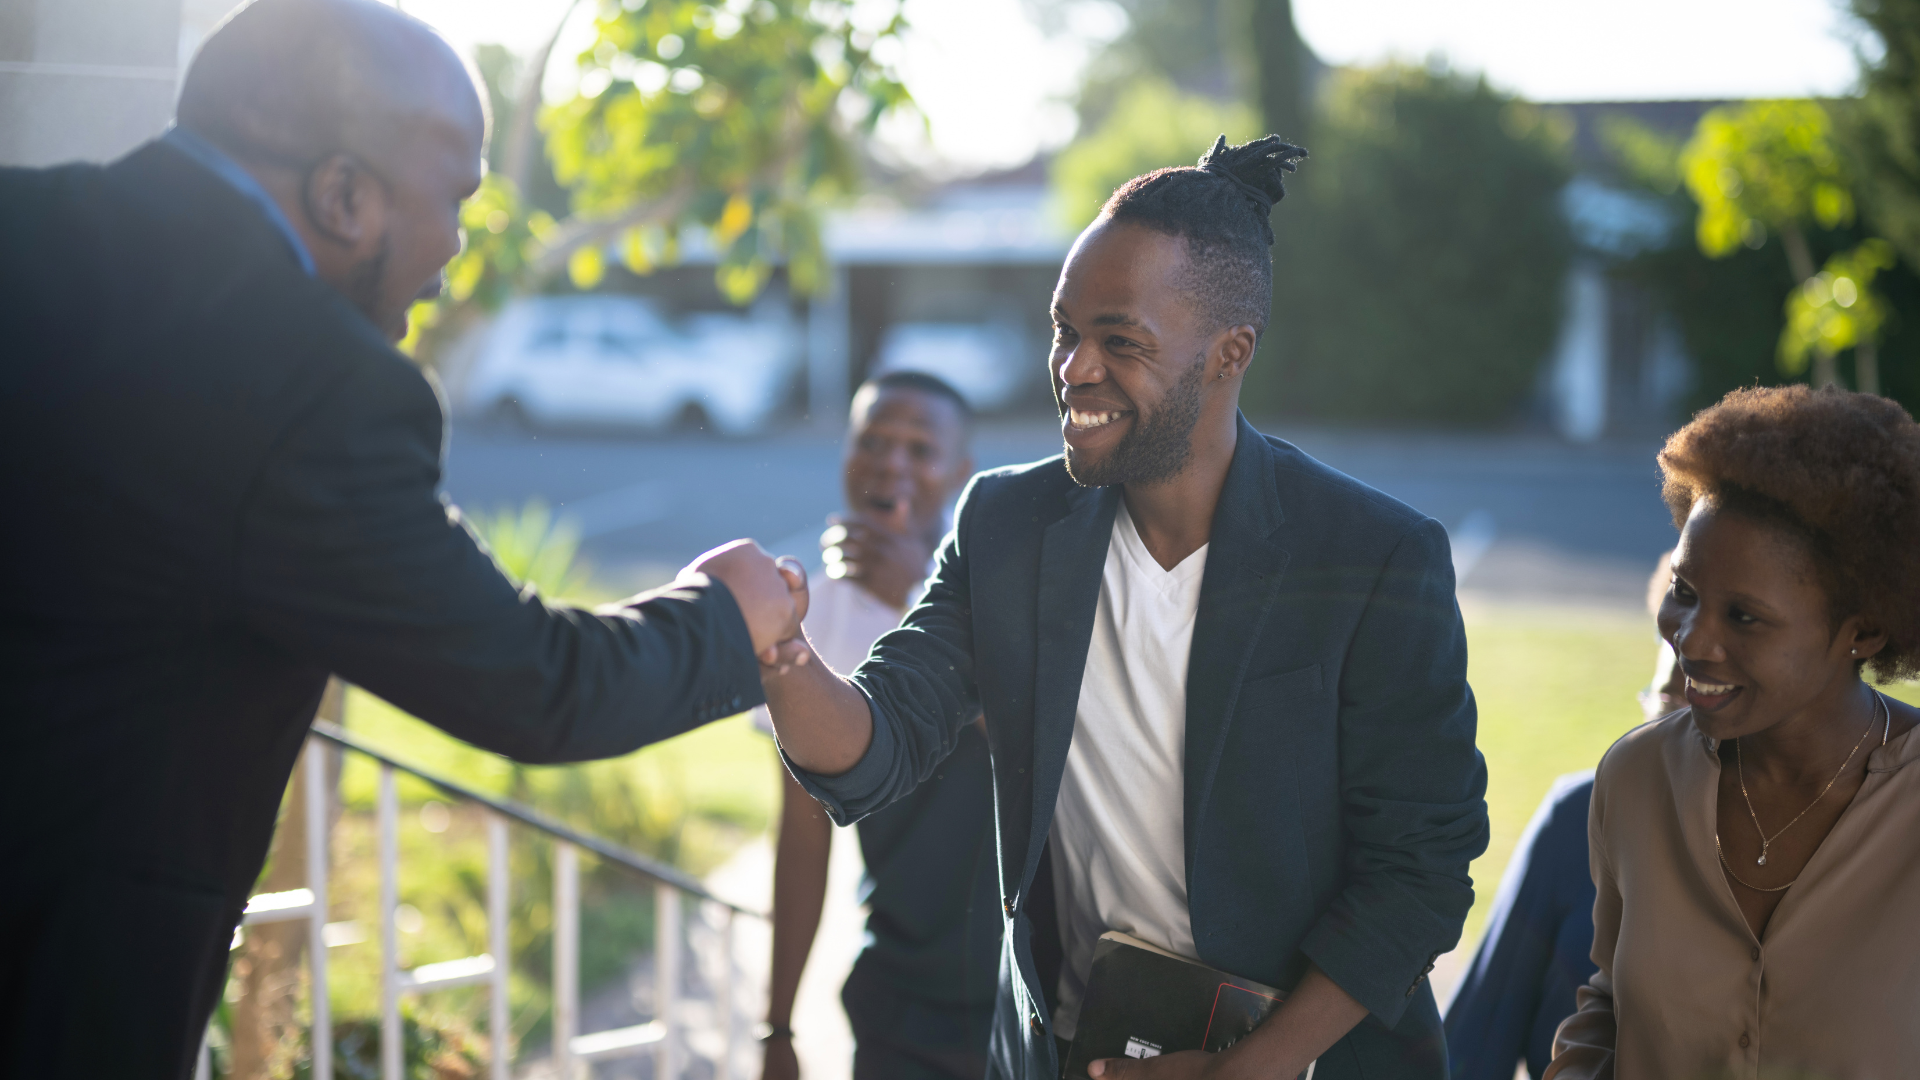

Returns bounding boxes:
[1049,500,1208,1038]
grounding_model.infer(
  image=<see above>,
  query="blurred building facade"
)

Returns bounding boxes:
[1542,100,1724,442]
[0,0,236,167]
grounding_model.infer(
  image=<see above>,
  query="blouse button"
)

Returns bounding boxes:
[1739,1033,1751,1049]
[1750,946,1761,961]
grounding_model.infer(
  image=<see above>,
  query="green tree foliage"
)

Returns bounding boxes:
[1682,100,1853,275]
[1610,113,1920,411]
[1780,238,1897,378]
[1261,65,1574,424]
[1677,100,1903,389]
[544,0,908,300]
[409,0,911,359]
[1049,77,1260,229]
[1037,0,1237,124]
[1844,0,1920,270]
[1245,0,1311,146]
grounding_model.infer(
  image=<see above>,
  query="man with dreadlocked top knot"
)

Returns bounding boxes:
[756,136,1487,1079]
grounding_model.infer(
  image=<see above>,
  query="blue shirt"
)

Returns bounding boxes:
[1444,771,1598,1080]
[161,126,316,277]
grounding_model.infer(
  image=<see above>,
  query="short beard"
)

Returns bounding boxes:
[344,234,393,334]
[1064,354,1206,488]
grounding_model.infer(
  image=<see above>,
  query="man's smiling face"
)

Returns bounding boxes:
[1050,220,1214,488]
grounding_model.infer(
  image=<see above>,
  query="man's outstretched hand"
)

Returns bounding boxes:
[681,540,811,667]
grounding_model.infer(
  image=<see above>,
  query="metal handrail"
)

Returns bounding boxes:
[308,720,765,917]
[200,719,765,1080]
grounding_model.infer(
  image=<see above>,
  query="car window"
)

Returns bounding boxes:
[529,324,570,353]
[599,331,641,354]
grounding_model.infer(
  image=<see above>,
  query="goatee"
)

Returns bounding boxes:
[1064,355,1205,488]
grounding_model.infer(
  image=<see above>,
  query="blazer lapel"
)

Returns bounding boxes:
[1022,481,1121,889]
[1183,414,1291,878]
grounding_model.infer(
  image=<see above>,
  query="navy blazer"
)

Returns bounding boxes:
[793,415,1489,1079]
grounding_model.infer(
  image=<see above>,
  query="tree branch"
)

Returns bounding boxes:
[526,125,816,280]
[528,184,700,278]
[502,0,586,198]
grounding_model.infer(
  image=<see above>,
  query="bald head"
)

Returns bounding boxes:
[179,0,484,170]
[175,0,486,342]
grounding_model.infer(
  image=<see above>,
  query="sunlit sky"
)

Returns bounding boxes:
[388,0,1865,173]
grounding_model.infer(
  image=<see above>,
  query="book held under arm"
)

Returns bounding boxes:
[1061,932,1316,1080]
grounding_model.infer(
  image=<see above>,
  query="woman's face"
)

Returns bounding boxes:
[1658,498,1864,743]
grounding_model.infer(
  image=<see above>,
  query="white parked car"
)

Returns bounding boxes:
[871,321,1033,412]
[461,295,801,435]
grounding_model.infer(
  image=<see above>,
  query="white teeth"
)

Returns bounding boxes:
[1068,408,1125,429]
[1688,677,1738,695]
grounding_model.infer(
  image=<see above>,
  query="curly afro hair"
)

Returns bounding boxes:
[1658,384,1920,682]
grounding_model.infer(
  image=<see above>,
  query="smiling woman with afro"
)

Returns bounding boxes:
[1546,384,1920,1080]
[1656,383,1920,682]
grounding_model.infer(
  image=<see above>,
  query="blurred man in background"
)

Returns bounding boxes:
[0,2,798,1075]
[756,371,1000,1080]
[1442,554,1684,1079]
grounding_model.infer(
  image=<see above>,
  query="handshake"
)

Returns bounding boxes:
[678,539,814,672]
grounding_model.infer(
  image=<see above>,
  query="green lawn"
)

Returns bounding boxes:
[1457,605,1655,944]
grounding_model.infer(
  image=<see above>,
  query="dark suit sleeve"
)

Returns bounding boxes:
[781,475,985,825]
[1299,516,1489,1026]
[235,355,765,763]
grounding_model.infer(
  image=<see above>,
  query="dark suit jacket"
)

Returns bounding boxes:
[792,416,1489,1079]
[0,141,764,1079]
[1443,772,1597,1080]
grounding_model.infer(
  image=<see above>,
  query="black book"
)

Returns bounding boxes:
[1061,932,1316,1080]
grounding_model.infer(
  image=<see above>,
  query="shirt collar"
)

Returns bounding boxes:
[162,125,316,277]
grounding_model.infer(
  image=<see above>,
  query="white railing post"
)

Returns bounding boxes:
[720,905,737,1080]
[379,764,402,1080]
[488,814,511,1080]
[655,881,680,1080]
[305,741,333,1080]
[554,841,579,1080]
[244,728,768,1080]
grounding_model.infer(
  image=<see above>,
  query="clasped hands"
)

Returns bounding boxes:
[682,506,937,675]
[679,539,813,671]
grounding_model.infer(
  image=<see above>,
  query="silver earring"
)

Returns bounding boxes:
[1851,648,1859,656]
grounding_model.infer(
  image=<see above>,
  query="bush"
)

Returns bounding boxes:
[1050,77,1261,231]
[1257,64,1574,425]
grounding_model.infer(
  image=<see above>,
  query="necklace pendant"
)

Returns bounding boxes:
[1757,853,1767,866]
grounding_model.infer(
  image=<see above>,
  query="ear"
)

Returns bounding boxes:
[1211,323,1259,382]
[1841,616,1889,664]
[300,153,390,252]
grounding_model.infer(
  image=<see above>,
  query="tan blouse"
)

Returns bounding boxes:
[1545,709,1920,1080]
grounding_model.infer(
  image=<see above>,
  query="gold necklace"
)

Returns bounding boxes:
[1715,690,1889,893]
[1716,835,1794,893]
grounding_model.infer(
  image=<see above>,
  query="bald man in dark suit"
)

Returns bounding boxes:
[0,2,802,1074]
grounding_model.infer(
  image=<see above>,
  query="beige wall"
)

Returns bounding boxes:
[0,0,240,167]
